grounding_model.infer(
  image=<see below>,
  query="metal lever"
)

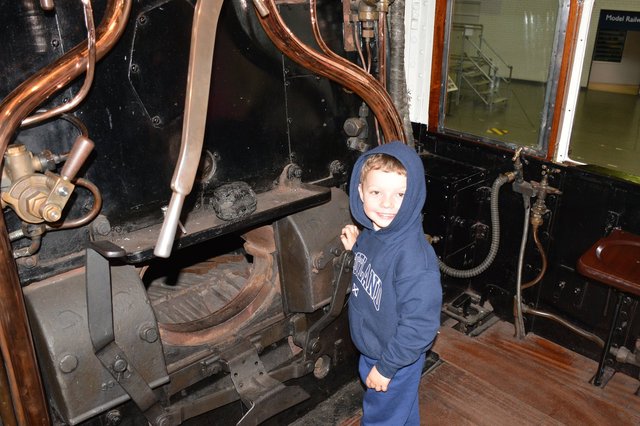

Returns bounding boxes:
[85,241,166,424]
[61,135,95,180]
[154,0,224,258]
[304,250,355,359]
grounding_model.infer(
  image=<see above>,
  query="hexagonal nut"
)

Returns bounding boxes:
[24,191,48,221]
[41,203,62,222]
[139,325,159,343]
[5,144,27,156]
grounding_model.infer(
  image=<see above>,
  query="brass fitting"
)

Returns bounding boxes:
[361,0,394,12]
[41,203,63,222]
[2,176,50,223]
[530,213,544,227]
[358,1,378,22]
[4,144,42,181]
[2,145,75,223]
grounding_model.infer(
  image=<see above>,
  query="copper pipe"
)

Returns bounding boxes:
[40,0,54,11]
[309,0,336,58]
[0,0,131,158]
[46,178,102,230]
[0,349,17,426]
[0,212,49,425]
[256,0,405,143]
[353,24,367,71]
[377,11,387,88]
[521,304,604,348]
[365,39,373,73]
[22,0,97,127]
[309,0,384,147]
[12,235,42,259]
[61,113,89,137]
[522,223,548,290]
[0,1,131,424]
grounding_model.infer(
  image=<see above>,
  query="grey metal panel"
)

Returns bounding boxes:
[23,265,169,424]
[274,188,352,313]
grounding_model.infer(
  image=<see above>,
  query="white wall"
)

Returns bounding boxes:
[580,0,640,87]
[405,0,436,125]
[454,0,559,82]
[589,31,640,86]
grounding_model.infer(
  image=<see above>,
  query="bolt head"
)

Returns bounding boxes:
[140,326,159,343]
[41,204,62,222]
[59,354,79,373]
[57,185,70,197]
[112,358,128,373]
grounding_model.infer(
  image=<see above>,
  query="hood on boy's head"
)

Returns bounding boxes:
[349,141,426,234]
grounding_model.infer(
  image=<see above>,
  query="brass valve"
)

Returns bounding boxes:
[361,0,394,12]
[529,165,562,226]
[1,135,94,224]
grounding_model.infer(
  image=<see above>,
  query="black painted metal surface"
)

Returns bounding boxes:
[2,0,360,283]
[419,126,640,375]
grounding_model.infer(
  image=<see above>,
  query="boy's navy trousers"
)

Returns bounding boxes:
[358,352,425,426]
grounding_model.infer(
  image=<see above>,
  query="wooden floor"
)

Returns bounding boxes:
[339,321,640,425]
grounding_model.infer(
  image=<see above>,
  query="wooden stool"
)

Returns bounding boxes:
[577,228,640,387]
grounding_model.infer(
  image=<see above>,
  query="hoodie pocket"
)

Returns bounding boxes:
[350,304,381,357]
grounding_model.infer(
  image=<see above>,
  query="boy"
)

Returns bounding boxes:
[340,141,442,425]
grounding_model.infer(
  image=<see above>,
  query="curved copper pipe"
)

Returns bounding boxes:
[22,0,98,127]
[0,1,131,424]
[378,11,387,88]
[309,0,336,58]
[46,178,102,230]
[522,223,548,290]
[12,235,42,259]
[521,304,604,348]
[257,0,405,143]
[0,0,131,157]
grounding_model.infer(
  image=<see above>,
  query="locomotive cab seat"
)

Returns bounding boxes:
[577,228,640,389]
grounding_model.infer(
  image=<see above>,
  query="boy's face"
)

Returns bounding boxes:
[358,169,407,230]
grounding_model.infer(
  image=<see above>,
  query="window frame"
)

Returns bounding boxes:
[428,0,583,162]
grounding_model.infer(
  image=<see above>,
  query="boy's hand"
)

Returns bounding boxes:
[340,225,359,251]
[365,366,391,392]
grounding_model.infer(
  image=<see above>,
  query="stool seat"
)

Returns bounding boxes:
[577,228,640,389]
[577,228,640,297]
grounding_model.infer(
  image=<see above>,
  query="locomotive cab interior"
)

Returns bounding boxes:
[0,0,639,425]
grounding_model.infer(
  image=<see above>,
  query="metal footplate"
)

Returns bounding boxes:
[223,340,310,425]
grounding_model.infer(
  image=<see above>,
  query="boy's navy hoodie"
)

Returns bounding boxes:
[348,141,442,379]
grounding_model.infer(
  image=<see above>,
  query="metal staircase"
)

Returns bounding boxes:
[450,24,513,111]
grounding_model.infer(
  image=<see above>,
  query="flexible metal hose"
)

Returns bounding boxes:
[439,173,511,278]
[388,0,414,145]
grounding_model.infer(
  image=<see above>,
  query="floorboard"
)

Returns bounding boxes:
[333,321,640,426]
[423,321,640,425]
